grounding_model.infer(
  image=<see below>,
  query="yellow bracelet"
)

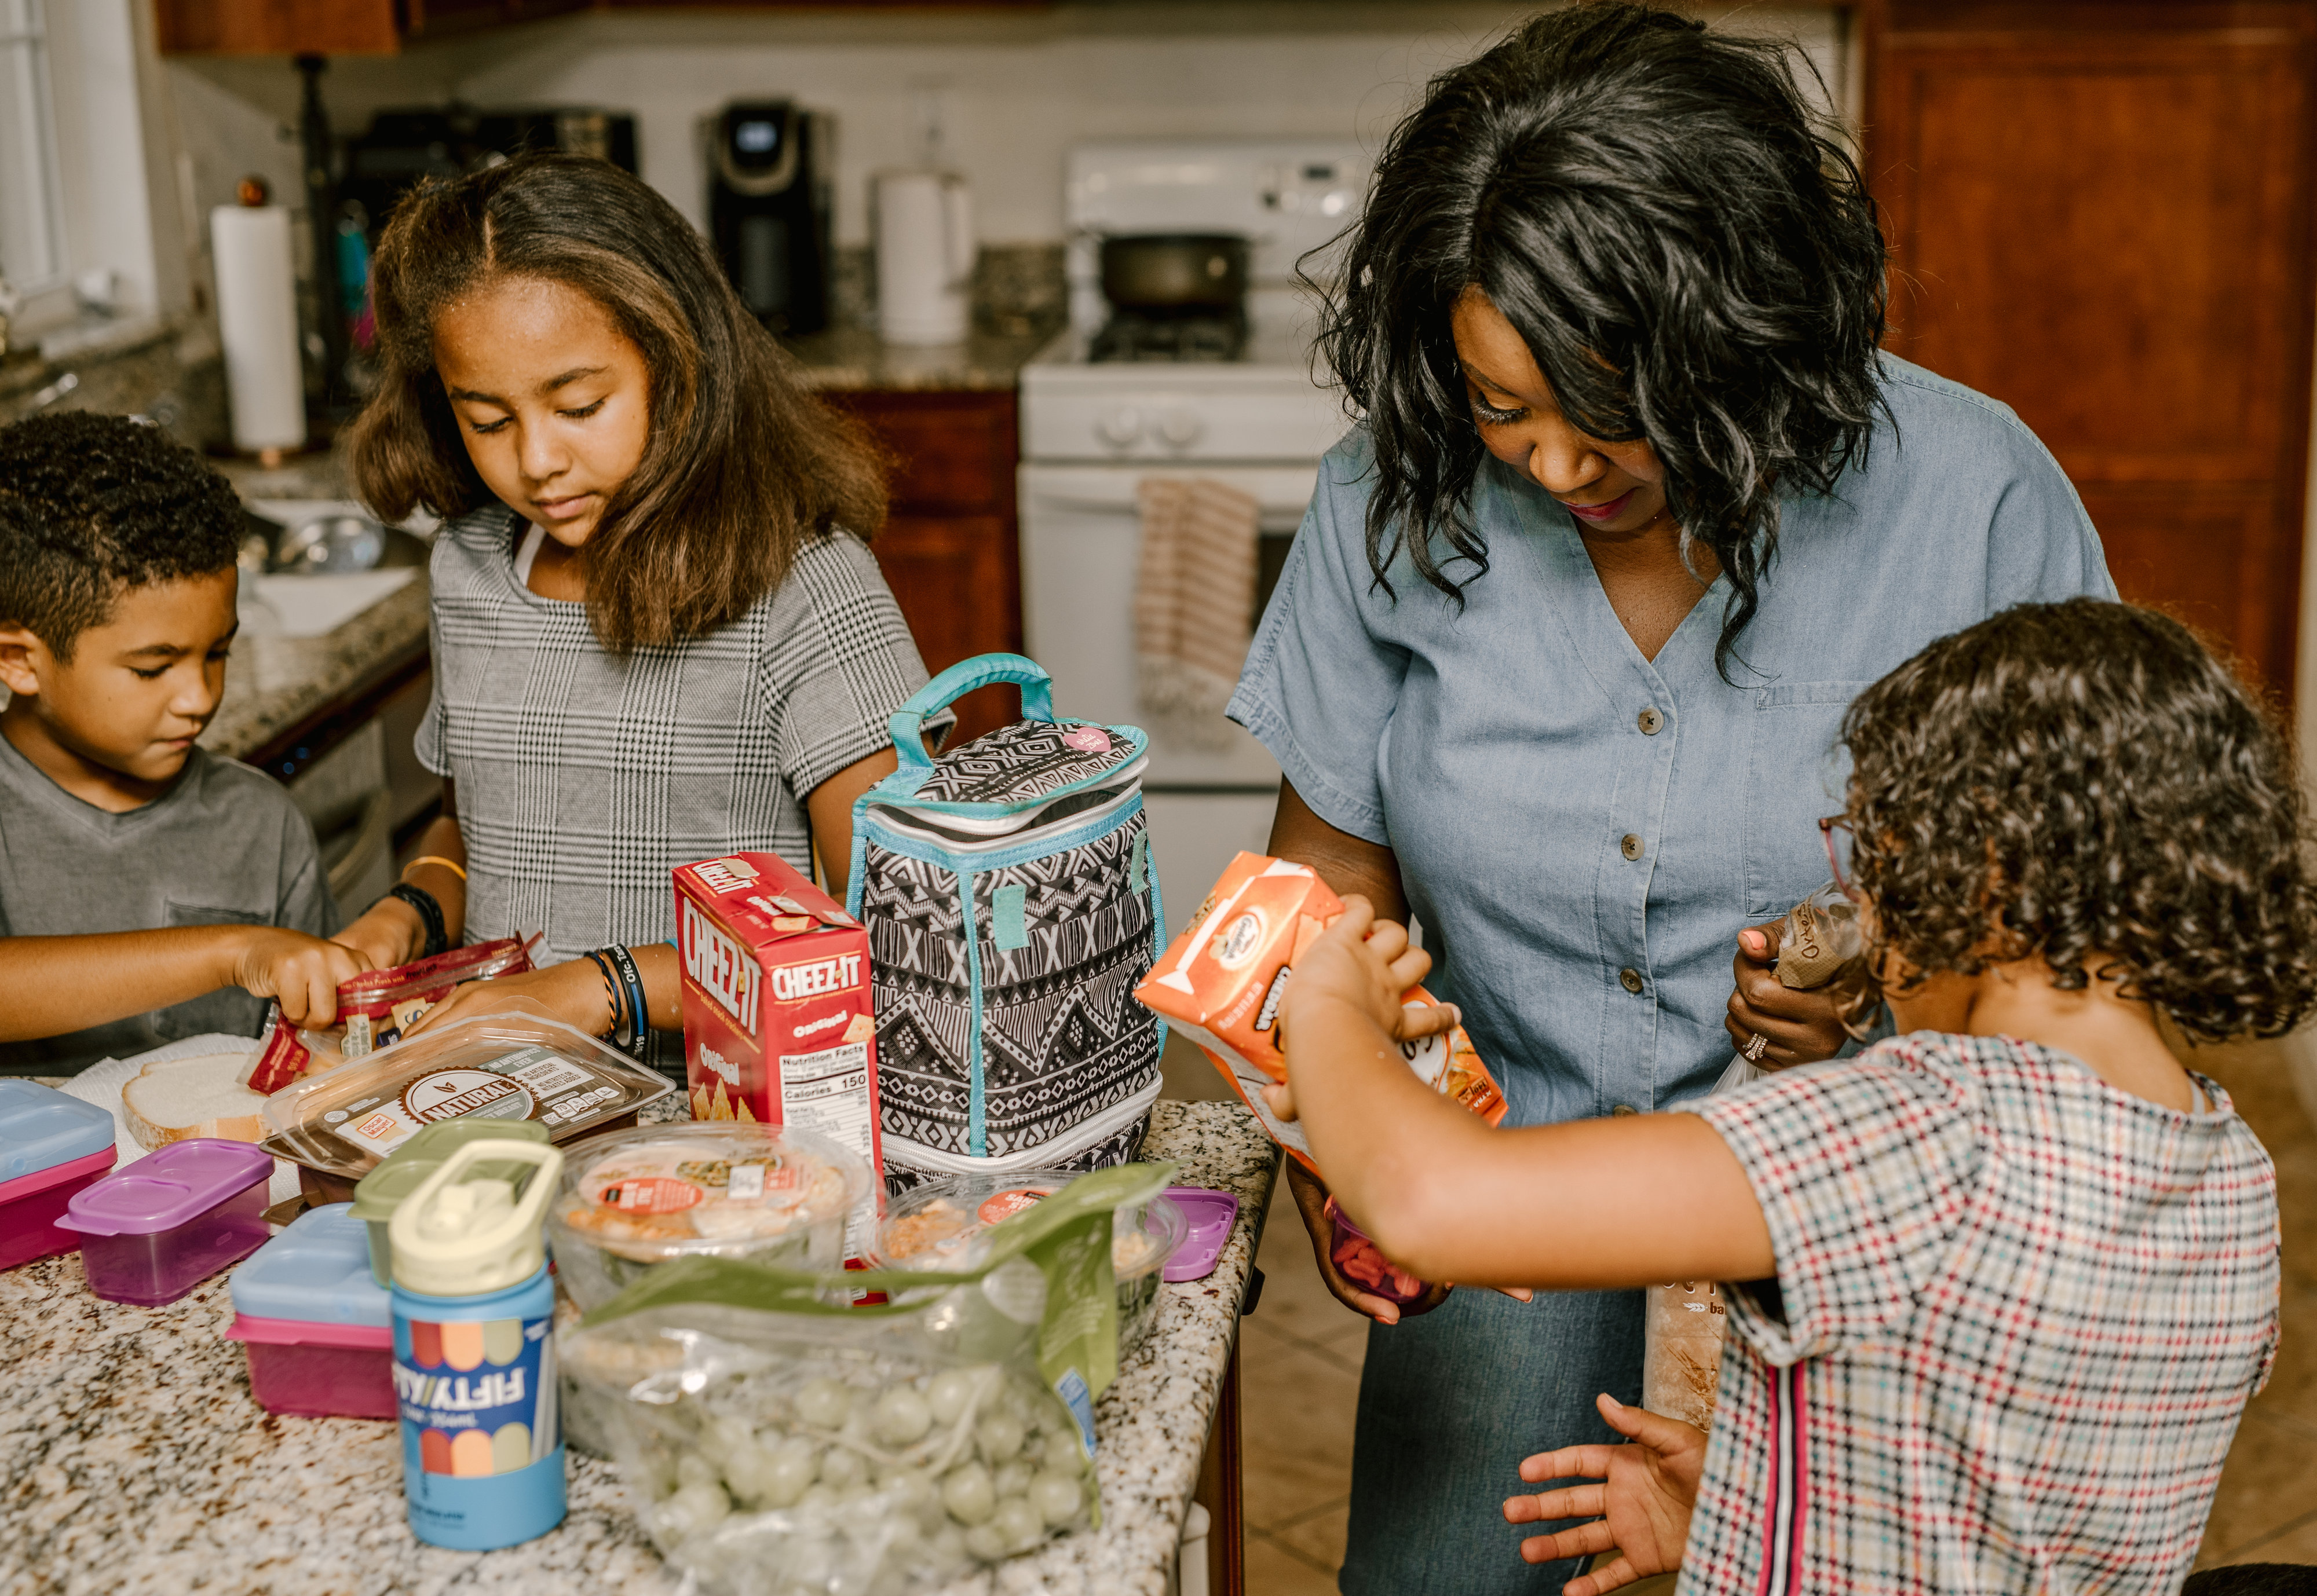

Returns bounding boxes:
[402,854,468,883]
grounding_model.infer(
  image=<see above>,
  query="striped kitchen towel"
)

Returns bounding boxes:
[1133,476,1259,749]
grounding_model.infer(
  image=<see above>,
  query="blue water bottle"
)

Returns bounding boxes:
[388,1138,567,1550]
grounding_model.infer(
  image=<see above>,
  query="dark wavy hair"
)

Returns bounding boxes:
[349,153,887,653]
[0,412,242,659]
[1317,2,1887,677]
[1841,600,2317,1043]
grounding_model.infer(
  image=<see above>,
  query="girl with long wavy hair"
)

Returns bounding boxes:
[339,152,937,1063]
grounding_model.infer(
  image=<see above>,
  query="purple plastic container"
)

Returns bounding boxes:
[57,1139,273,1305]
[1161,1187,1240,1283]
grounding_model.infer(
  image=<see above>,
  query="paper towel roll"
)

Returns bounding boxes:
[210,204,306,454]
[875,170,973,345]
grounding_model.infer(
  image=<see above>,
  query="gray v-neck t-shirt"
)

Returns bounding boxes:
[0,735,338,1075]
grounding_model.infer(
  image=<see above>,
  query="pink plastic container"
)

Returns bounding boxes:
[58,1139,273,1305]
[1324,1196,1440,1315]
[0,1081,119,1271]
[226,1202,394,1419]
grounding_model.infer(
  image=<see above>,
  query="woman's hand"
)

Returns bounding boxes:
[1504,1392,1705,1594]
[1280,1159,1450,1325]
[400,957,615,1039]
[231,928,372,1028]
[1725,918,1848,1068]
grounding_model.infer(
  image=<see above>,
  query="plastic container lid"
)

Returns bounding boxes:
[349,1119,551,1223]
[1160,1187,1240,1283]
[389,1139,563,1297]
[57,1138,273,1236]
[549,1122,869,1263]
[0,1079,117,1181]
[872,1172,1189,1279]
[230,1202,391,1328]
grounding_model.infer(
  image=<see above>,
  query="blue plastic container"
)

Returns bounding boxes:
[228,1203,395,1419]
[0,1081,117,1271]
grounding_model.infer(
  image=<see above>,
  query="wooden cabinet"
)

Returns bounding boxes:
[832,389,1025,747]
[1863,0,2317,690]
[153,0,592,54]
[155,0,1043,53]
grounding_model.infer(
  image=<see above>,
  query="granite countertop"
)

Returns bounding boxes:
[0,1100,1280,1596]
[780,326,1054,393]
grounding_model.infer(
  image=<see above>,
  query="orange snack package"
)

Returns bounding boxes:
[1131,852,1507,1176]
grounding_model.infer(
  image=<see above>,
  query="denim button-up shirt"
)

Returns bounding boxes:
[1229,354,2116,1131]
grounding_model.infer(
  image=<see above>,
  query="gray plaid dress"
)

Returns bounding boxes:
[418,507,935,972]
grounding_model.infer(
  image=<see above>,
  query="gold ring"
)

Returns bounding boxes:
[1743,1033,1770,1063]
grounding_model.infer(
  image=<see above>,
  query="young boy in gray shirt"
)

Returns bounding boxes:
[0,413,409,1073]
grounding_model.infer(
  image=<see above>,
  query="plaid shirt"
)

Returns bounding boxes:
[418,508,935,964]
[1684,1033,2278,1594]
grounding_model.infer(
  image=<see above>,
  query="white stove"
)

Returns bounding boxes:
[1019,138,1372,928]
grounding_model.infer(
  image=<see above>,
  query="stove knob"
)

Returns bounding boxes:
[1097,406,1145,448]
[1158,408,1205,448]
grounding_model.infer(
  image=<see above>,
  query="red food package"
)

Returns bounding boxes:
[674,852,883,1257]
[242,936,537,1094]
[1132,852,1507,1178]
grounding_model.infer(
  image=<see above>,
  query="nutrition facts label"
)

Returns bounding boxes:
[780,1041,878,1250]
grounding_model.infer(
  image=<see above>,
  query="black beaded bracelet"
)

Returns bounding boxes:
[379,883,448,959]
[582,949,626,1041]
[600,944,650,1061]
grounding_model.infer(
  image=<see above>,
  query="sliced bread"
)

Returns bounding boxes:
[123,1052,269,1151]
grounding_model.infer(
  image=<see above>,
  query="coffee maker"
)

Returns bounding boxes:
[706,102,834,336]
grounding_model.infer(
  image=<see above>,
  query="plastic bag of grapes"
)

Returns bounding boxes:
[563,1161,1176,1594]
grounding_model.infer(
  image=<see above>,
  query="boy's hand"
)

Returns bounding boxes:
[231,928,371,1028]
[333,898,426,972]
[1504,1393,1705,1595]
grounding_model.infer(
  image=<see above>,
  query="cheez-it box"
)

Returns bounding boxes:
[674,852,882,1251]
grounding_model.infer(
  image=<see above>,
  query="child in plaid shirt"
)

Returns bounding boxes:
[1271,599,2313,1594]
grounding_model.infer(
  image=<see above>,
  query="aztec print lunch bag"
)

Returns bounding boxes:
[847,653,1166,1189]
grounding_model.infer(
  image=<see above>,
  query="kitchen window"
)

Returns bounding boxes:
[0,0,68,302]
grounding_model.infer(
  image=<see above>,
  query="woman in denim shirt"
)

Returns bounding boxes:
[1227,9,2114,1592]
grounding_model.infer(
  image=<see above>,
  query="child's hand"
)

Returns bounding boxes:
[401,957,613,1039]
[1503,1393,1705,1595]
[231,928,372,1028]
[1277,896,1442,1046]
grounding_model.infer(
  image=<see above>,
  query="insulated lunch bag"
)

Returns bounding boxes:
[847,654,1165,1187]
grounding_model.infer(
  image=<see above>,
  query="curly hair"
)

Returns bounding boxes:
[0,412,243,660]
[348,153,887,654]
[1841,599,2317,1042]
[1315,1,1887,678]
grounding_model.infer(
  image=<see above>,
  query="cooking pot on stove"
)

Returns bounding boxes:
[1099,233,1249,314]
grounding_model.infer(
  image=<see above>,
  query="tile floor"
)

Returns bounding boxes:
[1172,1034,2317,1590]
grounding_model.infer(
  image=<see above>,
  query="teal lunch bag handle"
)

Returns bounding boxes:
[887,653,1058,778]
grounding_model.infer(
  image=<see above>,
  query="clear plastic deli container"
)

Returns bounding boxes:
[872,1173,1190,1350]
[546,1122,871,1310]
[349,1119,552,1287]
[57,1138,273,1305]
[0,1080,119,1272]
[226,1202,395,1419]
[256,1011,675,1185]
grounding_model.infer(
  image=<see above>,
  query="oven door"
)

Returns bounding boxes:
[1019,462,1316,786]
[1020,462,1317,929]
